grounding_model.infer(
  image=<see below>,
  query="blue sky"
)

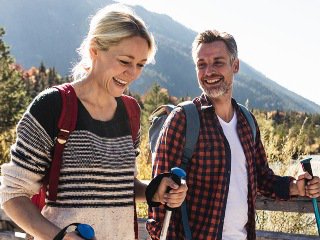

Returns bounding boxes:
[117,0,320,105]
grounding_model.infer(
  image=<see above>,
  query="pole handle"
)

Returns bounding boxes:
[160,167,187,239]
[164,167,186,211]
[301,157,313,177]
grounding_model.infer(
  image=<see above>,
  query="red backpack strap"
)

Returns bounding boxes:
[47,83,78,201]
[121,94,140,240]
[121,95,140,143]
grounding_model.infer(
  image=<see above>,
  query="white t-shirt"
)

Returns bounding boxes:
[218,112,248,240]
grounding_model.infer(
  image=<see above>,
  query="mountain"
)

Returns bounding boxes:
[1,0,319,113]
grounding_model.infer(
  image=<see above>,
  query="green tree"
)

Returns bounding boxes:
[136,84,170,183]
[141,83,170,133]
[0,27,29,132]
[0,27,30,165]
[48,67,60,86]
[26,63,66,98]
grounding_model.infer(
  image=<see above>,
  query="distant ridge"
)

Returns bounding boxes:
[0,0,319,113]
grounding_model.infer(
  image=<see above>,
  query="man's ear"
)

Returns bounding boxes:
[233,58,240,73]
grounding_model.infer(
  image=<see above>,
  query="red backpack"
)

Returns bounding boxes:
[31,83,140,239]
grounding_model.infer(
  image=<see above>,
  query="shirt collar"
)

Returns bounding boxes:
[198,93,239,112]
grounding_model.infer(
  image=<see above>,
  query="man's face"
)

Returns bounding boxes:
[195,41,239,100]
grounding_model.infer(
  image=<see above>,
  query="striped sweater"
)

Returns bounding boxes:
[0,88,140,239]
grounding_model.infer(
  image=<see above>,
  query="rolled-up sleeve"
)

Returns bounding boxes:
[0,112,53,206]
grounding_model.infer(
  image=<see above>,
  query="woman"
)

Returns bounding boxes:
[0,4,187,240]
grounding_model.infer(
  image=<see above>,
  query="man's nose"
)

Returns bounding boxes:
[205,64,217,75]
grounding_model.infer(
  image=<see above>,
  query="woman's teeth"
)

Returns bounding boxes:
[113,77,127,86]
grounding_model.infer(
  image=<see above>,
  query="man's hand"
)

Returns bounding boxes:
[152,177,188,208]
[291,172,320,198]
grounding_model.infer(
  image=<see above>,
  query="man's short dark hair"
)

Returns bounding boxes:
[192,30,238,63]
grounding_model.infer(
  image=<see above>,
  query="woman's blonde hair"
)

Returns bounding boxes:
[72,4,156,81]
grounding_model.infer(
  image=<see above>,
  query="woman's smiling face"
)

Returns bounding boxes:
[90,36,150,97]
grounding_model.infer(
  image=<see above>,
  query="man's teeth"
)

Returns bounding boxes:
[206,78,220,84]
[114,77,127,85]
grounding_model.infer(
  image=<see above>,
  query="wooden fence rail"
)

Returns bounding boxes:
[0,196,319,239]
[256,196,317,213]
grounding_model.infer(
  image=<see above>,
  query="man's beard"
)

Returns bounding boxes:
[199,80,231,99]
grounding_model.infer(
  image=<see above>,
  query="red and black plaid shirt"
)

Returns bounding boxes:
[146,94,293,240]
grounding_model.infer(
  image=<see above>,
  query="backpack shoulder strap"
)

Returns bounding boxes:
[55,83,78,132]
[178,101,200,171]
[47,83,78,201]
[120,94,140,240]
[121,95,140,142]
[178,100,200,240]
[238,104,256,144]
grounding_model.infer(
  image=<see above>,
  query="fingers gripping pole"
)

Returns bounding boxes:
[160,167,186,240]
[300,158,320,236]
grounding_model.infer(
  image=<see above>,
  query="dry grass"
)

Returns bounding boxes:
[136,133,152,218]
[255,113,318,235]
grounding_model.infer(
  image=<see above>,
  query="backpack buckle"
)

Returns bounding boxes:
[57,129,70,144]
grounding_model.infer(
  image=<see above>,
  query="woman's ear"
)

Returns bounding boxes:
[89,45,98,60]
[89,39,98,60]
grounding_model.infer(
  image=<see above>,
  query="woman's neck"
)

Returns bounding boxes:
[72,78,117,121]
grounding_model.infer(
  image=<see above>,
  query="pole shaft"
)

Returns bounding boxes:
[312,198,320,235]
[160,211,172,240]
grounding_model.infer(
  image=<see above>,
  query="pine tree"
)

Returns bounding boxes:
[0,27,29,132]
[143,83,169,114]
[48,67,58,86]
[141,83,170,133]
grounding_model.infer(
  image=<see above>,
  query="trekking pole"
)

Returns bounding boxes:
[160,167,186,240]
[300,157,320,236]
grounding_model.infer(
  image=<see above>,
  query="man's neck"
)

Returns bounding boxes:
[210,96,234,123]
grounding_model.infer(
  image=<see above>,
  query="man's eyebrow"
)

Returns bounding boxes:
[214,56,225,60]
[197,56,225,63]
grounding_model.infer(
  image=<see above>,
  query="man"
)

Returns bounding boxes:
[146,29,320,240]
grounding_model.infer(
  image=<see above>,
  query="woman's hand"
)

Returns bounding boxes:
[152,177,188,208]
[63,231,97,240]
[62,232,83,240]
